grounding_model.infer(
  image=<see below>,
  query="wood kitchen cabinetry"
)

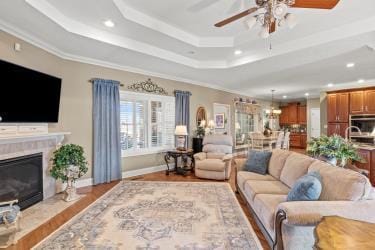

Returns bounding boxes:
[327,92,349,123]
[289,133,307,149]
[354,148,375,186]
[350,89,375,114]
[298,105,307,124]
[279,103,306,125]
[327,123,348,138]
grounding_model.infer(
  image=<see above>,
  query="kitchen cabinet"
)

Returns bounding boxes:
[288,103,298,124]
[327,123,348,138]
[290,134,301,148]
[354,148,375,186]
[350,91,365,114]
[279,103,306,125]
[365,90,375,113]
[350,89,375,114]
[328,93,349,123]
[279,106,289,125]
[298,106,307,124]
[300,134,307,148]
[356,149,371,172]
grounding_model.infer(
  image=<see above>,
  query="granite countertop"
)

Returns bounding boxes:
[353,144,375,151]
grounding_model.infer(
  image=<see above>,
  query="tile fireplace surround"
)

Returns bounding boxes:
[0,133,69,200]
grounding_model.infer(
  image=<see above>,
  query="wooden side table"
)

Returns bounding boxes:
[315,216,375,250]
[164,149,194,176]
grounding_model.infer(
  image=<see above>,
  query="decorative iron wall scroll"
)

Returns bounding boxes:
[127,78,168,95]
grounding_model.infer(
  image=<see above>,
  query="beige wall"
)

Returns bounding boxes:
[0,30,270,178]
[306,98,320,141]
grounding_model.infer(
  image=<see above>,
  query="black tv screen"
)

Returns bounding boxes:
[0,59,61,123]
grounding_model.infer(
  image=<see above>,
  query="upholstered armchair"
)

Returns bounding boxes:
[0,200,21,248]
[194,134,233,180]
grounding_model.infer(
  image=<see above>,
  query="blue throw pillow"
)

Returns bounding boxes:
[287,171,322,201]
[244,150,272,175]
[0,205,20,224]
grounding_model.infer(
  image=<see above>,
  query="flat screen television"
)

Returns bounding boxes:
[0,59,62,123]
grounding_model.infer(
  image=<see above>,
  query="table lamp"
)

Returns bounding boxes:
[175,125,188,151]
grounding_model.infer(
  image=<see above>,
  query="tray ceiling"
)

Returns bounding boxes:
[0,0,374,98]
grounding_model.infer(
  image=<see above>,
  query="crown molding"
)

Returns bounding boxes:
[0,20,254,99]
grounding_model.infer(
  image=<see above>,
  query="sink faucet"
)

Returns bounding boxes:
[345,126,362,142]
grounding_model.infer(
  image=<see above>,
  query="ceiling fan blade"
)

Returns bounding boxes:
[269,21,276,33]
[187,0,218,12]
[291,0,340,9]
[215,7,258,27]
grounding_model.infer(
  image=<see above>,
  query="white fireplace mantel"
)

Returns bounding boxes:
[0,132,70,145]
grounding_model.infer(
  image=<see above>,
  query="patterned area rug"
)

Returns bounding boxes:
[34,181,263,250]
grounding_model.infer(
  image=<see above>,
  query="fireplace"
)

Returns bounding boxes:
[0,153,43,210]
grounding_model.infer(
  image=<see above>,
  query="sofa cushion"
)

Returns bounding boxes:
[280,153,315,188]
[269,149,292,179]
[253,194,287,238]
[206,152,225,159]
[245,150,272,175]
[308,161,372,201]
[243,180,290,201]
[287,172,322,201]
[196,159,226,172]
[237,171,277,191]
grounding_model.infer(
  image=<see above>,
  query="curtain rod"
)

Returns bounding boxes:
[88,79,124,87]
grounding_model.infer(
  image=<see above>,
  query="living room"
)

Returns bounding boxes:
[0,0,374,249]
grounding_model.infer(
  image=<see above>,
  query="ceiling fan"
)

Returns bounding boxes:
[214,0,340,38]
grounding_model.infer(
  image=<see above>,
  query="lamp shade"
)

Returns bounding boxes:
[175,125,188,136]
[207,120,215,129]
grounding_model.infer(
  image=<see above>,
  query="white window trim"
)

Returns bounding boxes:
[120,91,175,158]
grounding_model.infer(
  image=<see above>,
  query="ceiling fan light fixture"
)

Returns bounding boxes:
[285,13,297,29]
[259,25,270,38]
[273,3,288,19]
[244,16,257,30]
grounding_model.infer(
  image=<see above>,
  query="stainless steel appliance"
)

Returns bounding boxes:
[349,115,375,145]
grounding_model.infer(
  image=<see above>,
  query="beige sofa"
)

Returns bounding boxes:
[235,149,375,250]
[194,135,233,180]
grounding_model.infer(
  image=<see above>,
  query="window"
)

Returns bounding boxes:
[120,91,175,157]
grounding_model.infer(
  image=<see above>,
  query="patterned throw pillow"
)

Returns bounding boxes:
[244,150,272,175]
[287,171,322,201]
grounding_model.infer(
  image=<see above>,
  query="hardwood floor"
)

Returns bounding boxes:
[10,149,307,249]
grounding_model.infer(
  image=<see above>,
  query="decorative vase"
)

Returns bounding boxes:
[62,165,80,202]
[263,128,272,137]
[320,156,337,166]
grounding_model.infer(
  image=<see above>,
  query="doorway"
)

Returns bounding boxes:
[310,108,321,138]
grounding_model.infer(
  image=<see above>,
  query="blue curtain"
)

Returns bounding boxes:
[93,78,122,185]
[175,90,191,147]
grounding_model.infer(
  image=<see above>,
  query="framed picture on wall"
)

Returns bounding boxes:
[215,113,225,128]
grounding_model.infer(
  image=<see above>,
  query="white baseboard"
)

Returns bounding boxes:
[75,164,174,188]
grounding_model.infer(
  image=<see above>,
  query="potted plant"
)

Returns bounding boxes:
[50,144,88,201]
[306,135,363,167]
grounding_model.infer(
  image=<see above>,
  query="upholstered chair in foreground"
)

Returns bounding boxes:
[194,134,233,180]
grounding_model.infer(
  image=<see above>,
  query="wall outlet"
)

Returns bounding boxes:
[14,43,21,51]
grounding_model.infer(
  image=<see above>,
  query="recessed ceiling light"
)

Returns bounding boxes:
[346,62,355,68]
[358,79,365,83]
[104,20,115,27]
[304,93,310,97]
[282,95,287,99]
[234,50,243,55]
[327,83,334,87]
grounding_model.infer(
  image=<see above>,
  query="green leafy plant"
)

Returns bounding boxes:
[50,144,88,183]
[195,126,205,138]
[306,135,363,167]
